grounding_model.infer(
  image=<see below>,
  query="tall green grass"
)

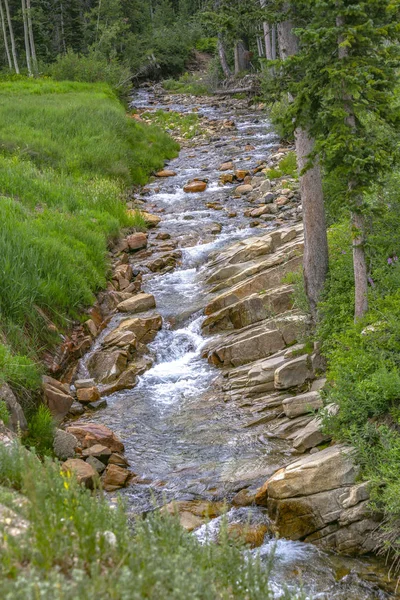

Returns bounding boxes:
[0,79,179,391]
[0,442,300,599]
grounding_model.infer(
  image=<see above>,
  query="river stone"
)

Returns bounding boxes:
[219,161,234,171]
[183,180,207,193]
[0,383,27,433]
[260,179,271,194]
[75,378,95,389]
[126,232,148,252]
[282,391,323,418]
[235,184,253,194]
[62,458,98,489]
[112,314,162,343]
[42,376,73,423]
[266,445,358,499]
[102,330,137,349]
[102,464,131,491]
[292,415,331,452]
[86,349,128,384]
[155,169,176,177]
[208,327,286,368]
[82,444,112,464]
[226,523,268,548]
[86,455,106,474]
[66,423,124,453]
[274,355,313,390]
[141,211,161,227]
[117,292,156,313]
[76,386,100,403]
[53,429,78,460]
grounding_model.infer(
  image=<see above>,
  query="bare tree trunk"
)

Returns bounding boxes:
[336,14,368,320]
[0,0,12,69]
[60,1,66,54]
[271,24,277,60]
[217,33,231,78]
[278,12,329,322]
[3,0,19,73]
[21,0,32,75]
[26,0,37,73]
[234,40,249,74]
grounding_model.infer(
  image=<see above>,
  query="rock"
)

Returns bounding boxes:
[53,429,78,460]
[87,349,128,384]
[62,458,98,489]
[86,455,106,474]
[219,161,234,171]
[260,179,271,194]
[210,223,222,235]
[177,512,203,531]
[68,401,85,417]
[84,318,97,337]
[156,232,171,240]
[234,169,249,181]
[232,488,256,507]
[102,464,131,491]
[113,315,162,343]
[282,391,323,418]
[155,169,176,177]
[75,379,95,389]
[235,184,253,195]
[0,504,29,543]
[220,173,234,184]
[274,355,313,390]
[42,376,73,423]
[183,180,207,193]
[103,330,136,350]
[87,398,107,410]
[267,445,358,499]
[161,500,226,531]
[141,212,161,228]
[0,383,27,432]
[66,423,124,453]
[76,386,101,403]
[109,453,130,467]
[126,232,148,252]
[226,523,268,548]
[117,293,156,313]
[82,444,112,463]
[292,415,331,452]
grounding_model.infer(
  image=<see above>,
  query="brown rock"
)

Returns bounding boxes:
[155,169,177,177]
[0,383,27,432]
[62,458,98,489]
[232,488,256,507]
[86,349,128,384]
[126,232,148,252]
[141,212,161,228]
[117,292,156,314]
[66,423,124,453]
[234,169,250,181]
[42,376,73,423]
[76,386,101,404]
[183,180,207,193]
[82,444,112,463]
[235,184,253,195]
[102,464,131,491]
[227,523,268,548]
[219,161,234,171]
[219,173,234,184]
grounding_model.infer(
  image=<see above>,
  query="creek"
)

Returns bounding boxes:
[76,89,393,599]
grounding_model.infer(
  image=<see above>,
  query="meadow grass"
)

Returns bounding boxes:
[0,442,301,600]
[0,79,179,391]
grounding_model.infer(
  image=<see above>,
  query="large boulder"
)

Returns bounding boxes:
[53,429,78,460]
[183,180,207,193]
[66,423,124,453]
[274,355,313,390]
[86,349,128,384]
[117,293,156,314]
[0,383,27,432]
[109,314,162,344]
[282,391,323,418]
[292,416,331,453]
[102,464,132,492]
[42,376,73,423]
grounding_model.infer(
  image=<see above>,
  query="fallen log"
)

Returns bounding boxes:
[214,86,257,96]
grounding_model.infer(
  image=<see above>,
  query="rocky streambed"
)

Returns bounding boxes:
[37,88,398,598]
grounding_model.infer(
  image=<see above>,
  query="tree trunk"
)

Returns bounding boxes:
[26,0,37,73]
[217,34,231,78]
[3,0,19,73]
[0,0,12,69]
[295,128,329,318]
[278,10,329,322]
[336,14,368,320]
[271,24,277,60]
[21,0,32,75]
[234,40,249,74]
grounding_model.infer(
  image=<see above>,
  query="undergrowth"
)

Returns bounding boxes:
[163,72,209,96]
[140,109,202,139]
[266,152,298,180]
[0,443,301,600]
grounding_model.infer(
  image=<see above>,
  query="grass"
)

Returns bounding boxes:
[0,79,179,392]
[266,151,298,180]
[163,73,209,96]
[140,109,202,139]
[0,442,301,600]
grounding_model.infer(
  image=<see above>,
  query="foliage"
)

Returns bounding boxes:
[0,79,178,389]
[0,442,302,599]
[141,109,202,139]
[25,405,55,457]
[195,37,217,54]
[266,151,297,180]
[163,72,209,96]
[0,401,10,426]
[48,50,131,92]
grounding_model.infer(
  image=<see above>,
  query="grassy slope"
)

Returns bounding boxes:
[0,79,179,391]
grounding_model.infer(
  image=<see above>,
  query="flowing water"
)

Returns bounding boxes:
[77,90,395,599]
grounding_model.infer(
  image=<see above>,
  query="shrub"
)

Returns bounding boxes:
[163,73,209,96]
[195,37,217,54]
[48,50,131,92]
[25,405,55,457]
[266,151,298,180]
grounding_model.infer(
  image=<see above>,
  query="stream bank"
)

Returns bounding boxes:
[45,88,397,598]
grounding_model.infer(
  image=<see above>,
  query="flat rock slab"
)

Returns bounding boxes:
[117,293,156,313]
[282,391,323,418]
